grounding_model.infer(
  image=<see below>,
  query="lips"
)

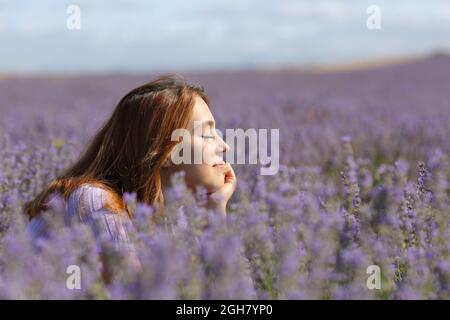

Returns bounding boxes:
[212,161,227,168]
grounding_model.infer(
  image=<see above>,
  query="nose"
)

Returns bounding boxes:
[217,136,230,154]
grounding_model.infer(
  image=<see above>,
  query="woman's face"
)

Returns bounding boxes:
[169,96,230,193]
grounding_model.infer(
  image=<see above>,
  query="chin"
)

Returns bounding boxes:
[204,183,222,194]
[203,178,225,193]
[188,167,225,194]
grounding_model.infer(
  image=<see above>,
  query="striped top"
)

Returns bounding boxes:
[28,183,135,251]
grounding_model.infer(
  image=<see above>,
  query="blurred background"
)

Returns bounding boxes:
[0,0,449,167]
[2,1,450,300]
[1,0,449,74]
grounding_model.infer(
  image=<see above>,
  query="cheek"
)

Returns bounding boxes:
[202,144,217,165]
[191,137,215,165]
[190,137,205,163]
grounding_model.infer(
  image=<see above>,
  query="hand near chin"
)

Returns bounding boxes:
[207,163,237,216]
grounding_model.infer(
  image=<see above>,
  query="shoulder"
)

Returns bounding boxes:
[69,183,112,213]
[68,184,134,244]
[28,184,114,239]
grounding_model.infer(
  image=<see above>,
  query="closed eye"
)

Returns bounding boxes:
[202,135,215,140]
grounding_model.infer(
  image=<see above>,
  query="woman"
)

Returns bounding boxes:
[24,74,237,250]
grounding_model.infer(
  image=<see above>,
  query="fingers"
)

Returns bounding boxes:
[225,163,235,176]
[224,163,236,184]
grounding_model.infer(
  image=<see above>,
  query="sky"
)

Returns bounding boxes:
[0,0,449,74]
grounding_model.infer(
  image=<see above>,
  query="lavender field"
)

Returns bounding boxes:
[0,54,449,299]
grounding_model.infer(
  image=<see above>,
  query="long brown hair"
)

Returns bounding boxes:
[24,74,210,219]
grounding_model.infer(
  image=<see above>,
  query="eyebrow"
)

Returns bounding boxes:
[204,120,215,128]
[194,120,215,130]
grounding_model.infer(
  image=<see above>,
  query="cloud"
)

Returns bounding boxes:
[0,0,449,73]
